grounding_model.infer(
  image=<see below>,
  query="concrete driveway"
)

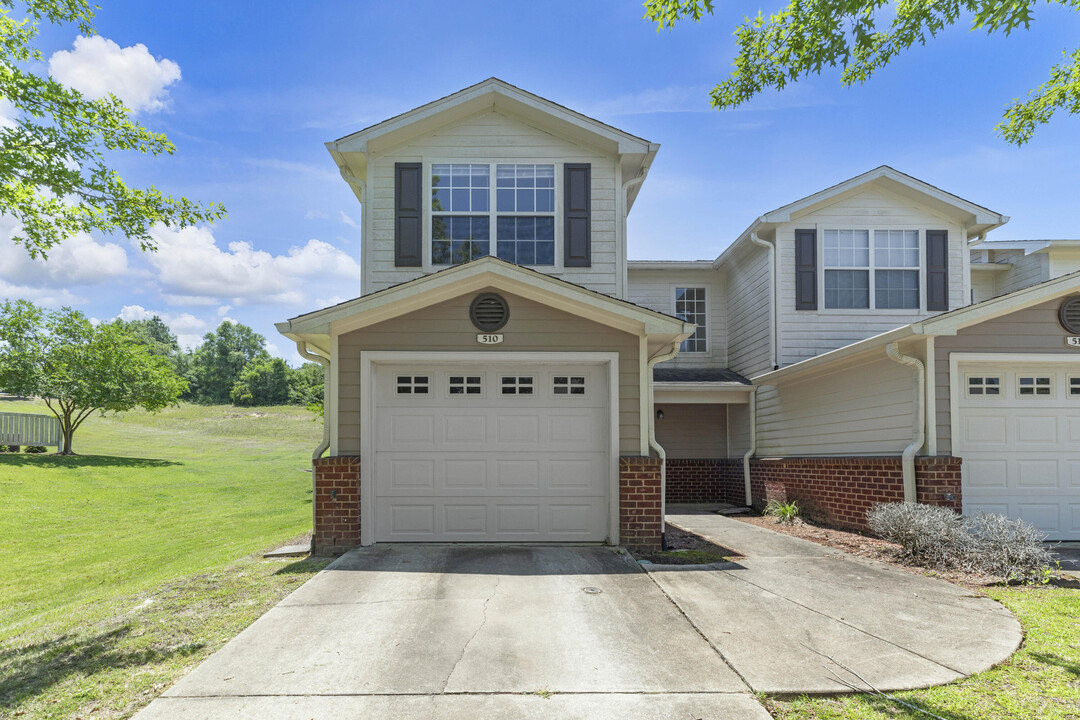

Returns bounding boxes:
[136,515,1021,719]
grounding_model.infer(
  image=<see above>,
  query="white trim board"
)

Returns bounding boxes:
[358,350,622,547]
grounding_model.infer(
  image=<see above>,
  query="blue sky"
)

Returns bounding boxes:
[8,1,1080,358]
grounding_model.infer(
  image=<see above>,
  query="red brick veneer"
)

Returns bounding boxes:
[619,456,663,551]
[740,456,962,532]
[665,459,721,503]
[312,455,361,554]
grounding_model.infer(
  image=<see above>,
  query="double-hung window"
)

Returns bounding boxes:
[674,287,707,353]
[431,163,555,266]
[823,229,920,310]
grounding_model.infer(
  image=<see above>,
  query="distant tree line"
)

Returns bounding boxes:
[108,316,324,408]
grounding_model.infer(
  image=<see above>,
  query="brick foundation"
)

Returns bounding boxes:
[312,455,361,554]
[665,459,721,503]
[619,456,663,551]
[741,456,962,532]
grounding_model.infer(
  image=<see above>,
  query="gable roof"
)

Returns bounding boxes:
[754,269,1080,384]
[277,256,694,353]
[326,78,660,211]
[714,165,1009,269]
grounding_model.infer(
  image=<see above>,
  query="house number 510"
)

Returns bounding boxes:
[477,334,504,344]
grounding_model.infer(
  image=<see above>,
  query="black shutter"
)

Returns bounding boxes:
[794,229,817,310]
[394,162,422,267]
[564,163,591,267]
[926,230,949,311]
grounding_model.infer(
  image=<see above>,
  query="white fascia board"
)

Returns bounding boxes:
[628,261,716,271]
[712,217,771,270]
[655,384,752,404]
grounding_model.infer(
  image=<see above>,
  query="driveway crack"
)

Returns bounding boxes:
[441,574,500,693]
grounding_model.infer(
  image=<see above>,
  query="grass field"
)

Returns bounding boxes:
[0,399,330,718]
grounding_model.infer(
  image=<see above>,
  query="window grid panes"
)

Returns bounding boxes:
[1018,376,1051,396]
[554,376,586,395]
[1070,376,1080,396]
[674,287,707,353]
[448,375,482,395]
[396,375,430,395]
[824,229,923,310]
[874,230,919,309]
[967,376,1001,396]
[431,163,555,267]
[824,229,870,309]
[500,376,534,395]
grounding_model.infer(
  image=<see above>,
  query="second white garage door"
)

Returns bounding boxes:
[372,363,610,542]
[955,362,1080,540]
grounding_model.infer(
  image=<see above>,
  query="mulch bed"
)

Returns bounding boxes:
[732,514,1001,588]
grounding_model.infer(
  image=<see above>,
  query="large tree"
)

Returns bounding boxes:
[0,0,224,258]
[0,300,187,454]
[644,0,1080,144]
[187,321,268,404]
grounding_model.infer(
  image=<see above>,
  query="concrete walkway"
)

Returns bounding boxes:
[134,516,1021,718]
[660,509,1023,694]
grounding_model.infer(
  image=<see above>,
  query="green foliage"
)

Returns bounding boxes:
[643,0,1080,144]
[187,321,269,404]
[23,444,46,453]
[763,498,801,523]
[0,0,225,258]
[110,315,180,357]
[289,361,325,406]
[230,356,291,407]
[0,299,186,453]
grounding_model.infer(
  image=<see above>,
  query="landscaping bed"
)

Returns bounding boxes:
[633,524,740,565]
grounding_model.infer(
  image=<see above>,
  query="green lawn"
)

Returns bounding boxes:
[770,586,1079,720]
[0,399,330,718]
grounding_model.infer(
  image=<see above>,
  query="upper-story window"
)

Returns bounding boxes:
[674,287,707,353]
[431,163,555,266]
[823,229,920,310]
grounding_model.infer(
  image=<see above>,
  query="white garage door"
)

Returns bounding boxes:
[373,363,610,542]
[956,363,1080,540]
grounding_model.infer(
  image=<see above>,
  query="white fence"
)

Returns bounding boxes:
[0,411,62,448]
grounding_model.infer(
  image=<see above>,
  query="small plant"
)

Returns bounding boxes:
[0,444,18,453]
[763,498,800,524]
[23,445,47,454]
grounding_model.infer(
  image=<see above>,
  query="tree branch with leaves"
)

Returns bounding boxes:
[644,0,1080,144]
[0,0,224,258]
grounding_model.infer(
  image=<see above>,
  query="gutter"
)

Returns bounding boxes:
[647,340,682,546]
[749,231,778,370]
[885,342,925,503]
[295,341,331,462]
[741,386,758,506]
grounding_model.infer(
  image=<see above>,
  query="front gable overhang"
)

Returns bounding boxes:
[753,269,1080,385]
[714,165,1009,270]
[277,256,694,355]
[325,78,660,211]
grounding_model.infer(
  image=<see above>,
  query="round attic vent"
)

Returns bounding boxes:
[470,293,509,332]
[1060,296,1080,334]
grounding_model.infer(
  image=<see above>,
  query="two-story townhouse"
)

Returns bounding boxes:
[278,79,1080,552]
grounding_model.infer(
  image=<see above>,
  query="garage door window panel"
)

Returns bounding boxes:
[396,375,431,395]
[967,375,1001,397]
[1018,376,1052,397]
[501,376,535,395]
[553,375,587,396]
[448,375,483,396]
[1069,376,1080,396]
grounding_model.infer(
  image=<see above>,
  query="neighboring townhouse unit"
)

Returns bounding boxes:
[278,79,1080,552]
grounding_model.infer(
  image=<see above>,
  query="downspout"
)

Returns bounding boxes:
[749,232,778,370]
[647,339,682,547]
[296,341,331,462]
[741,386,758,506]
[885,342,925,503]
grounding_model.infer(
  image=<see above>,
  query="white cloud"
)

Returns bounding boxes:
[0,279,85,306]
[0,98,18,128]
[141,225,361,306]
[0,218,129,288]
[49,35,181,114]
[339,211,358,229]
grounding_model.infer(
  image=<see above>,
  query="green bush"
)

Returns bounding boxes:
[763,498,800,524]
[24,445,47,453]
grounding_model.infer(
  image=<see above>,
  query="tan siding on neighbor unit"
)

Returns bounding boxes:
[626,267,728,368]
[756,347,918,456]
[724,243,772,377]
[776,187,966,367]
[727,403,752,457]
[654,403,728,458]
[335,290,641,455]
[366,110,620,296]
[935,298,1079,454]
[992,250,1049,297]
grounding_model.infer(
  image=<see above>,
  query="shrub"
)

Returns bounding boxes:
[0,444,18,453]
[867,502,1055,582]
[23,445,47,453]
[763,499,800,524]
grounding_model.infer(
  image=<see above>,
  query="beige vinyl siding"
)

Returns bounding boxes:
[756,345,919,456]
[727,403,752,457]
[935,298,1078,454]
[724,243,772,377]
[366,109,620,296]
[992,249,1048,297]
[626,267,728,368]
[335,290,641,455]
[776,187,965,366]
[654,403,727,458]
[1047,248,1080,278]
[970,270,997,304]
